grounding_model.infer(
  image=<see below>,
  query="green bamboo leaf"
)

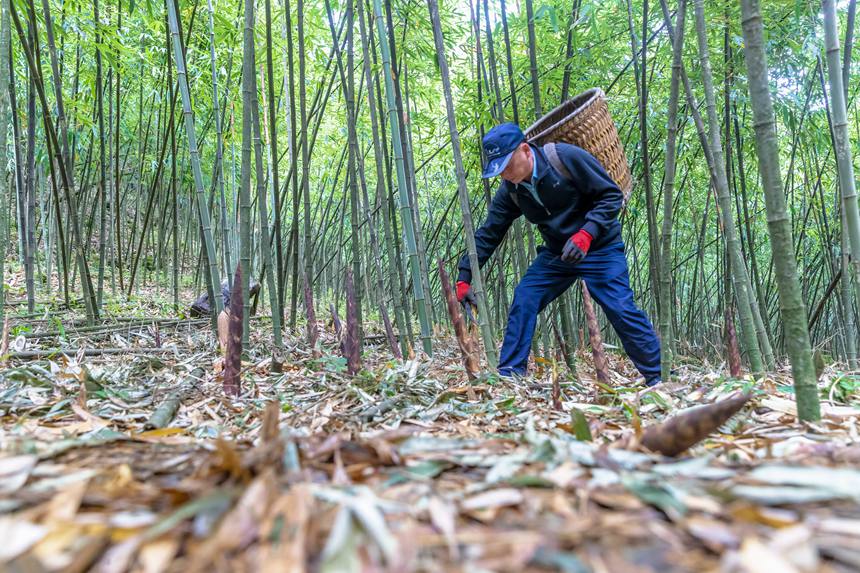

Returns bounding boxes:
[570,407,592,442]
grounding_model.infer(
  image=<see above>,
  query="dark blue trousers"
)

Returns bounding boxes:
[498,243,661,381]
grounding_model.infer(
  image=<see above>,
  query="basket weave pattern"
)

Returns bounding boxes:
[524,88,633,199]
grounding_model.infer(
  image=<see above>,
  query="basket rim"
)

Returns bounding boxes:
[524,87,605,142]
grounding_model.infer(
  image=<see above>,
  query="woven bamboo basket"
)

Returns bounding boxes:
[524,88,633,200]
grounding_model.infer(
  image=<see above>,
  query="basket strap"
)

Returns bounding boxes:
[543,142,573,182]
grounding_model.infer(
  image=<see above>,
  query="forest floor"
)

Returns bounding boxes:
[1,304,860,572]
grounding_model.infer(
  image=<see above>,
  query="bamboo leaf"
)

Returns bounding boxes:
[570,408,593,442]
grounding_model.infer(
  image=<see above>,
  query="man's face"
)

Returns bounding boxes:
[500,143,533,184]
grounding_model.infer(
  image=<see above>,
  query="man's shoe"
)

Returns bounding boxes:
[645,376,661,387]
[498,369,527,383]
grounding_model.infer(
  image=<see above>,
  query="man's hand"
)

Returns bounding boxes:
[456,281,478,323]
[561,229,593,263]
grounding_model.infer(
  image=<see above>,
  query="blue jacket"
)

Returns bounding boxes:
[458,143,624,283]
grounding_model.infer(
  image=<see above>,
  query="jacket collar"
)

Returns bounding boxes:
[529,144,550,184]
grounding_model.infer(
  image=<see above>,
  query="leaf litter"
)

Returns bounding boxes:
[0,315,859,572]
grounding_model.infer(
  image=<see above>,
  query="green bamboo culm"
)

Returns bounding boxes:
[658,0,687,383]
[838,0,858,369]
[426,0,498,367]
[165,0,223,326]
[738,0,821,421]
[356,0,409,357]
[205,0,233,290]
[298,0,316,345]
[822,0,860,353]
[239,0,255,347]
[693,0,764,377]
[9,2,98,324]
[245,0,284,353]
[0,0,10,327]
[94,0,107,311]
[373,0,433,356]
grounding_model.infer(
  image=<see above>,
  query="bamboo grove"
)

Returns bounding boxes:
[1,0,859,419]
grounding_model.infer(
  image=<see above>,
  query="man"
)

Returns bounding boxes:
[457,123,661,386]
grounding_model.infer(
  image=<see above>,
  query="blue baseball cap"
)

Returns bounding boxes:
[482,123,525,178]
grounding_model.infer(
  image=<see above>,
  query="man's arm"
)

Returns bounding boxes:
[559,144,623,240]
[457,184,522,283]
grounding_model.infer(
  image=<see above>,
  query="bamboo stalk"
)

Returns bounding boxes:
[145,368,204,430]
[739,0,820,421]
[373,0,432,356]
[657,0,686,382]
[164,0,222,328]
[426,0,497,366]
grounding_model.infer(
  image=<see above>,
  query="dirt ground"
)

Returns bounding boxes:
[1,315,859,572]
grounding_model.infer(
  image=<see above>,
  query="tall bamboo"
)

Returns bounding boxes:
[164,0,223,324]
[822,0,860,345]
[497,0,530,296]
[247,0,284,354]
[380,2,434,334]
[206,0,233,288]
[659,0,686,383]
[840,0,857,367]
[298,0,317,345]
[626,0,660,315]
[10,2,98,322]
[324,0,363,347]
[524,0,542,117]
[560,0,582,102]
[24,57,35,313]
[282,0,300,329]
[264,0,284,312]
[0,0,9,325]
[480,0,505,121]
[239,0,254,346]
[739,0,820,421]
[373,0,432,354]
[345,0,363,347]
[357,0,408,356]
[669,9,747,371]
[426,0,498,366]
[693,0,763,376]
[499,0,519,123]
[95,0,108,309]
[168,33,179,312]
[114,0,122,292]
